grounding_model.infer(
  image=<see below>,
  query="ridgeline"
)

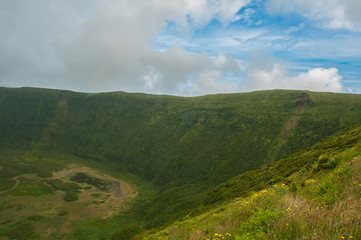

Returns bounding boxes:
[1,87,361,239]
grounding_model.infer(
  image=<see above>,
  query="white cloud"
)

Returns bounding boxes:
[246,56,343,92]
[267,0,361,31]
[0,0,357,95]
[0,0,95,88]
[0,0,248,95]
[57,0,246,94]
[284,23,304,34]
[194,70,235,95]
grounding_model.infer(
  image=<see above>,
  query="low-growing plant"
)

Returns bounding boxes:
[4,182,55,197]
[63,190,79,202]
[1,223,37,240]
[46,179,81,192]
[58,209,69,216]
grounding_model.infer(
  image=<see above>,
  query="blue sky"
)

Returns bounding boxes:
[0,0,360,95]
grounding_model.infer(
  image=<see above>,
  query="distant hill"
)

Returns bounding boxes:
[1,87,361,236]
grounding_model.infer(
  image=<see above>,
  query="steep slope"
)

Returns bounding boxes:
[1,87,361,232]
[142,121,361,240]
[268,92,309,162]
[1,88,361,186]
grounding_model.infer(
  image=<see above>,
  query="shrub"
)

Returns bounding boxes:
[58,210,69,216]
[63,190,79,202]
[290,182,298,193]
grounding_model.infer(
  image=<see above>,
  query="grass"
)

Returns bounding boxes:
[140,124,361,239]
[2,87,361,238]
[144,156,361,239]
[203,122,361,205]
[0,151,140,239]
[3,182,55,197]
[63,190,79,202]
[46,179,82,192]
[0,222,37,240]
[71,172,111,191]
[0,179,17,191]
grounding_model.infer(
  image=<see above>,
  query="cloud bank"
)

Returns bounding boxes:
[247,57,343,92]
[0,0,352,95]
[1,0,248,95]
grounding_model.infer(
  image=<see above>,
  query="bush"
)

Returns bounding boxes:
[326,156,340,169]
[290,182,298,193]
[58,210,69,216]
[317,155,340,170]
[63,190,79,202]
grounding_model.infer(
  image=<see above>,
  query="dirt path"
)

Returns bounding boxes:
[0,178,20,194]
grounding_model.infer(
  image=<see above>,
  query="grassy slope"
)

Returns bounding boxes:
[2,88,361,185]
[1,87,361,233]
[142,121,361,240]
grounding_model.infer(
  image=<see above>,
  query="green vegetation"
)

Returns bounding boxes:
[46,179,81,192]
[58,209,69,216]
[203,121,361,205]
[0,179,16,191]
[110,225,143,240]
[0,150,66,180]
[0,222,37,240]
[1,87,361,238]
[142,122,361,239]
[4,182,55,197]
[0,150,140,239]
[63,190,79,202]
[45,174,82,203]
[26,215,45,221]
[71,172,110,191]
[2,88,361,187]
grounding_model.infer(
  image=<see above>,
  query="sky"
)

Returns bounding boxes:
[0,0,360,96]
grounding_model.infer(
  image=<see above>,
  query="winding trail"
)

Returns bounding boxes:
[0,178,20,194]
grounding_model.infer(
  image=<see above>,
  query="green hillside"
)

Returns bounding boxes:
[1,87,361,238]
[2,88,361,185]
[142,120,361,240]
